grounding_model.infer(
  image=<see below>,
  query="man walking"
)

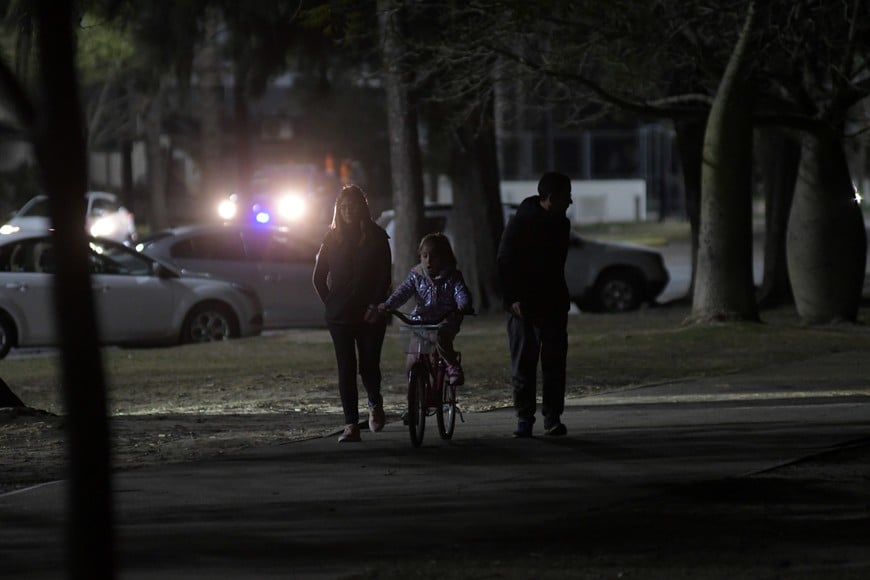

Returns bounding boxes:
[497,171,573,437]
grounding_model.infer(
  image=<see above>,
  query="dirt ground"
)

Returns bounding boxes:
[4,302,869,495]
[0,373,518,493]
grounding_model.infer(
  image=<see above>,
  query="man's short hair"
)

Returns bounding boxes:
[538,172,572,200]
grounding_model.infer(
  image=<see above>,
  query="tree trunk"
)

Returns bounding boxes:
[449,95,504,312]
[787,130,866,323]
[121,138,134,210]
[378,0,425,282]
[756,128,799,308]
[35,1,115,577]
[144,78,170,230]
[198,7,223,200]
[233,52,253,199]
[0,377,25,407]
[691,2,759,322]
[672,117,706,305]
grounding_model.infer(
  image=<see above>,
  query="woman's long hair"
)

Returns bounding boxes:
[329,184,373,244]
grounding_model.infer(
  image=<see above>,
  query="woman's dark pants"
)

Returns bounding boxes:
[328,321,387,425]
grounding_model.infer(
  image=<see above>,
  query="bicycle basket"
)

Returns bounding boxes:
[399,325,439,355]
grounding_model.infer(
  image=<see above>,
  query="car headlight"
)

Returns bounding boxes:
[218,195,239,220]
[90,217,117,238]
[276,192,306,221]
[0,224,20,235]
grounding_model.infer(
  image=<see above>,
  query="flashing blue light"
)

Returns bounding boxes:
[255,211,271,224]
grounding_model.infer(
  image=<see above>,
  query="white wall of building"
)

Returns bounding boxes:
[433,177,647,224]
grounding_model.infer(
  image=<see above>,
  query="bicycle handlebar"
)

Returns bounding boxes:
[378,306,475,326]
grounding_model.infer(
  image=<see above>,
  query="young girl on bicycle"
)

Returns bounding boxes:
[379,233,472,385]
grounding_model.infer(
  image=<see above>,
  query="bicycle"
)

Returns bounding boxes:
[385,308,470,447]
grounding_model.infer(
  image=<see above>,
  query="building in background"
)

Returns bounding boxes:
[492,77,686,221]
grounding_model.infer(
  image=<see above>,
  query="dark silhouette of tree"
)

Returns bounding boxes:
[86,0,208,230]
[421,0,868,323]
[692,2,760,322]
[378,0,425,282]
[755,128,799,308]
[308,0,506,306]
[395,3,507,310]
[767,0,869,323]
[390,0,727,311]
[0,0,116,576]
[37,2,115,575]
[447,95,504,312]
[0,377,24,407]
[215,1,307,197]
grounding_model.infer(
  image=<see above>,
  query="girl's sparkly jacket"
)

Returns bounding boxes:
[384,264,472,321]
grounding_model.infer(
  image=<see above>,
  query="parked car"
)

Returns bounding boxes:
[136,223,324,328]
[1,191,137,243]
[0,232,263,359]
[377,205,669,313]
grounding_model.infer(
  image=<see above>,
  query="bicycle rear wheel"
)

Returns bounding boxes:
[408,364,427,447]
[436,379,457,440]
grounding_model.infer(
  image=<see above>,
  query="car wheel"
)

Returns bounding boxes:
[0,314,15,359]
[593,270,644,313]
[182,303,239,343]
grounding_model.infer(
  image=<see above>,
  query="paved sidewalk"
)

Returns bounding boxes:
[1,351,869,579]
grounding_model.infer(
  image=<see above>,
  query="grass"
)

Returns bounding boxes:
[2,302,869,491]
[575,219,691,246]
[4,304,869,418]
[4,213,867,418]
[2,215,869,490]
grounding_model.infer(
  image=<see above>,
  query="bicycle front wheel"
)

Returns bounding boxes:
[436,380,457,440]
[408,364,427,447]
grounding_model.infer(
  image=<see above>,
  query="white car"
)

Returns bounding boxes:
[1,191,137,243]
[0,232,263,359]
[136,223,325,328]
[377,204,670,313]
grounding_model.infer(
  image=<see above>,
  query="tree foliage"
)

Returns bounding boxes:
[407,0,868,322]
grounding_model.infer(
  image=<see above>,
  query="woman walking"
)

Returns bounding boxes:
[312,185,392,442]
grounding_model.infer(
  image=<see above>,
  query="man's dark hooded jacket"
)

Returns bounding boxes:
[497,195,570,318]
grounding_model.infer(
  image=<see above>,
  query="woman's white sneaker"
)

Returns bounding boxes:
[338,424,361,442]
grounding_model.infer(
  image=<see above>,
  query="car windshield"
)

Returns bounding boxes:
[18,197,50,218]
[89,196,120,217]
[134,231,174,250]
[242,229,315,263]
[169,231,247,261]
[15,194,122,220]
[88,239,153,276]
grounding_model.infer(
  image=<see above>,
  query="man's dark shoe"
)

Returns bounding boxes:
[513,419,533,438]
[544,423,567,437]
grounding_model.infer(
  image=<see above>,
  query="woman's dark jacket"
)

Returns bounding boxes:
[496,195,570,318]
[312,222,392,324]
